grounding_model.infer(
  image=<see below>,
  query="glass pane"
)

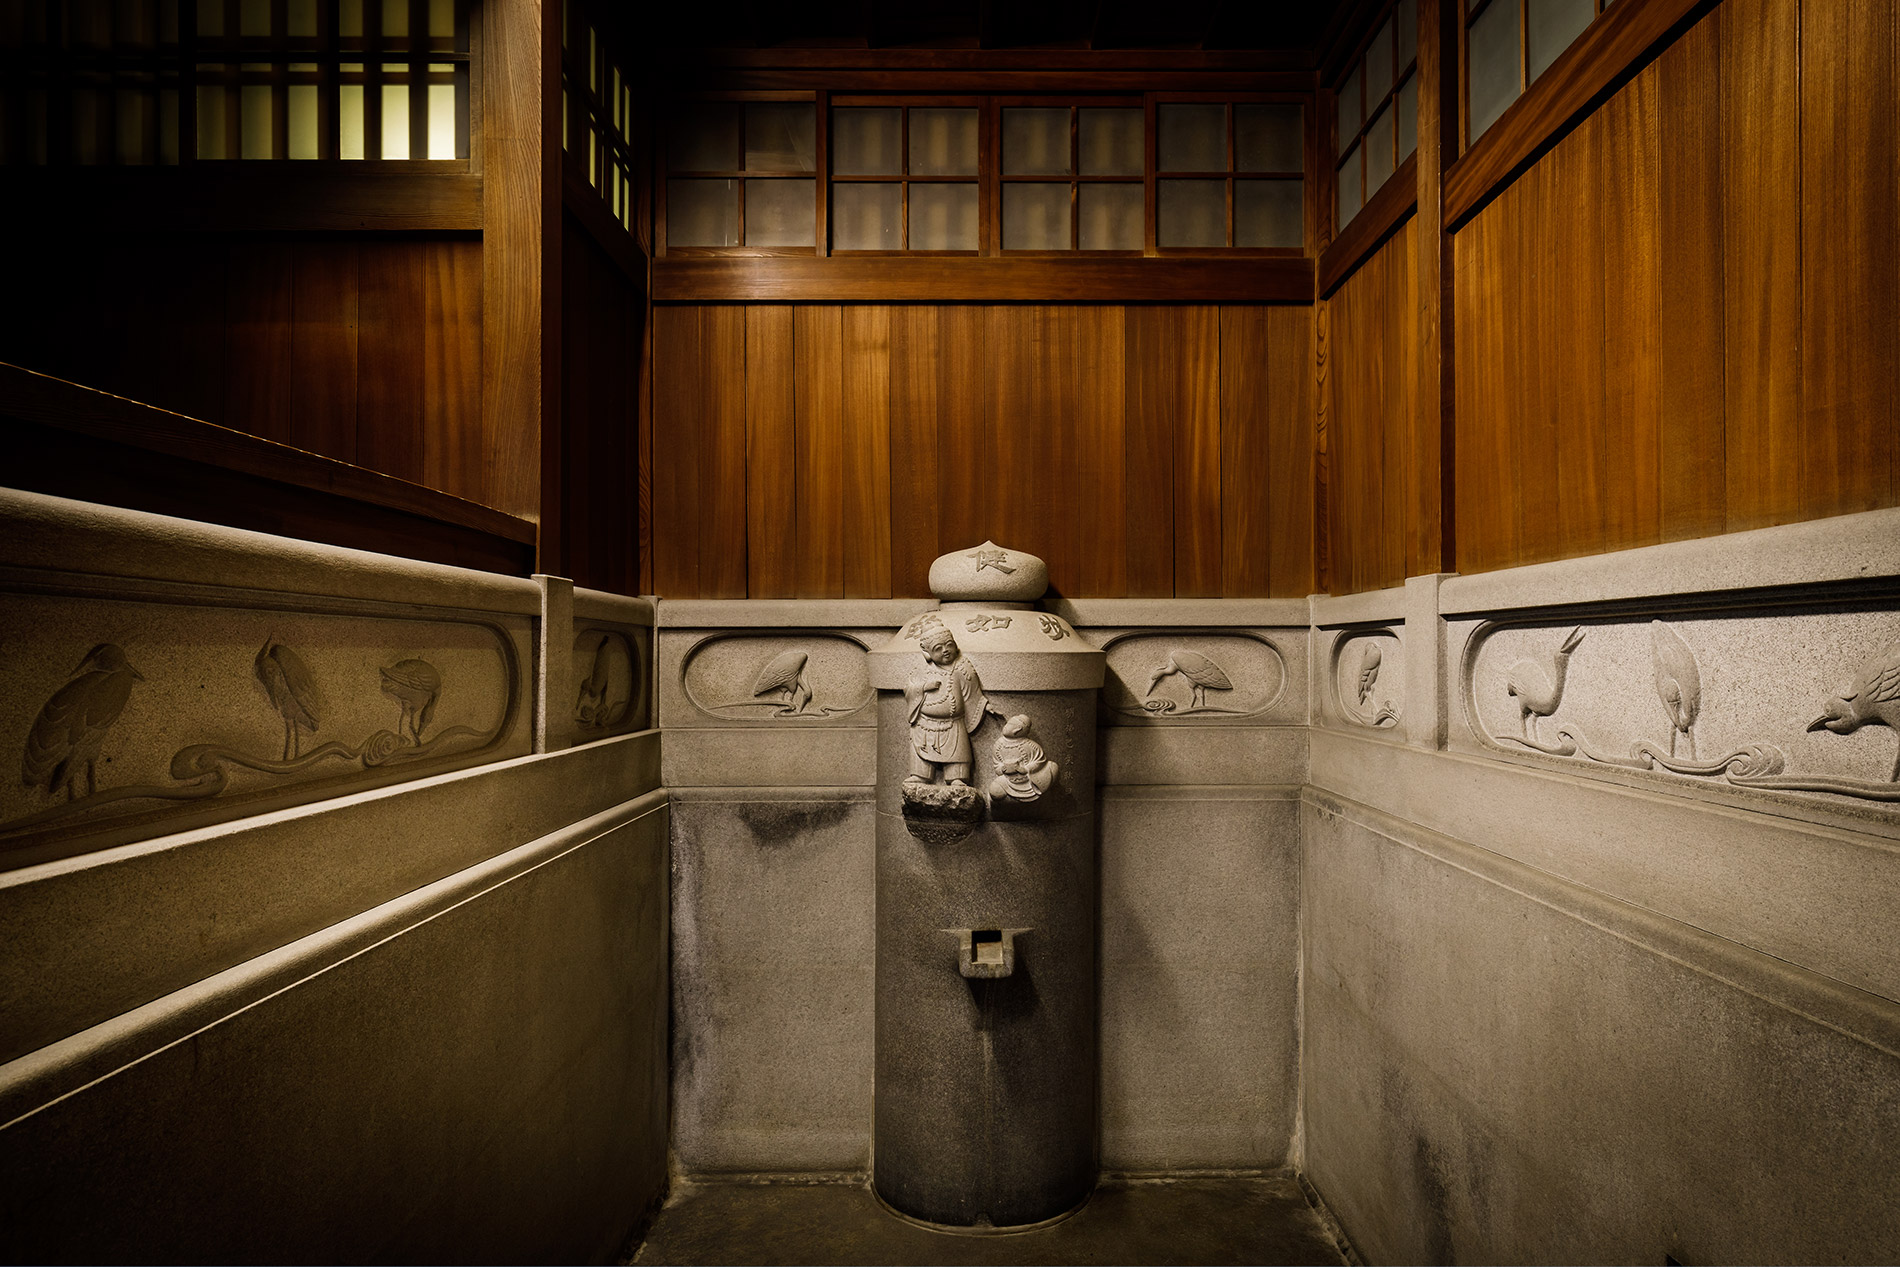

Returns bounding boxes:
[430,0,454,39]
[1237,179,1302,248]
[832,182,900,249]
[196,82,227,158]
[288,83,317,158]
[1398,75,1417,160]
[1469,0,1521,141]
[288,0,316,38]
[1338,64,1363,140]
[1158,179,1225,247]
[745,178,814,246]
[381,82,408,158]
[832,107,900,175]
[240,0,268,36]
[1003,181,1070,249]
[910,182,978,250]
[427,82,454,159]
[909,107,976,175]
[1366,16,1395,104]
[671,102,739,171]
[1366,105,1394,194]
[1003,107,1069,175]
[1529,0,1595,79]
[115,90,145,165]
[745,102,815,171]
[1079,182,1142,250]
[382,0,407,37]
[1078,107,1142,176]
[197,0,223,36]
[241,83,271,158]
[1158,103,1225,171]
[1237,103,1302,172]
[1398,0,1418,68]
[668,178,737,246]
[339,0,360,37]
[1337,143,1362,231]
[338,83,363,158]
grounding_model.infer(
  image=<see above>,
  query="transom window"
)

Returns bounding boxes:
[832,101,981,252]
[1466,0,1612,144]
[1334,0,1419,231]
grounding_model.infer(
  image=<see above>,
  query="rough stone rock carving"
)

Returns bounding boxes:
[903,618,999,787]
[1144,648,1235,714]
[752,649,815,716]
[1805,640,1900,781]
[255,637,321,760]
[988,714,1058,803]
[21,643,142,802]
[1650,621,1702,759]
[1505,626,1584,743]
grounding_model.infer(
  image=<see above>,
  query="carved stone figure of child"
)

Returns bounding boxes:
[904,622,997,786]
[988,714,1058,803]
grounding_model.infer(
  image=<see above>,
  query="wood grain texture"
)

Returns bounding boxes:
[1221,306,1273,598]
[1454,201,1517,575]
[223,243,296,445]
[290,242,360,464]
[652,256,1314,303]
[936,305,989,557]
[1173,306,1223,597]
[422,240,484,506]
[1124,306,1178,598]
[701,305,749,599]
[1267,305,1316,597]
[1546,128,1608,563]
[746,304,798,598]
[651,306,704,597]
[889,306,943,596]
[842,305,893,598]
[1073,305,1128,597]
[794,304,846,598]
[356,242,427,484]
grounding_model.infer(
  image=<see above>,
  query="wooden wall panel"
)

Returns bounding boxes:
[647,301,1315,599]
[223,243,296,447]
[559,214,641,596]
[356,243,427,484]
[421,240,484,506]
[1449,0,1900,577]
[290,243,359,464]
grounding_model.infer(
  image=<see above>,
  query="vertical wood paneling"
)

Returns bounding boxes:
[1386,224,1418,585]
[794,304,845,598]
[1266,305,1315,597]
[1802,0,1898,518]
[224,243,295,444]
[889,306,942,595]
[1722,0,1802,531]
[1548,129,1608,562]
[700,305,748,599]
[1220,305,1273,598]
[1074,305,1128,597]
[1455,206,1516,575]
[745,305,798,598]
[1514,162,1563,567]
[1124,306,1177,597]
[1657,15,1728,543]
[1597,65,1664,555]
[421,240,483,504]
[652,307,703,597]
[290,242,359,464]
[356,242,426,484]
[1174,305,1222,597]
[842,305,893,598]
[936,305,988,554]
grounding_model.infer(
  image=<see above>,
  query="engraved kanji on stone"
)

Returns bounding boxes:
[1037,615,1068,641]
[968,548,1016,574]
[965,614,1013,633]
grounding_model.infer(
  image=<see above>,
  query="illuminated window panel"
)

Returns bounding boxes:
[1334,0,1420,231]
[1157,99,1304,251]
[829,102,980,253]
[1465,0,1611,144]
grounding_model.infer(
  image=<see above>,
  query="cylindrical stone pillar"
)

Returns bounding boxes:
[868,543,1106,1230]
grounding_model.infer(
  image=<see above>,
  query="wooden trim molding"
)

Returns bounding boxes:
[651,256,1317,304]
[1442,0,1718,229]
[662,70,1318,94]
[1318,153,1419,298]
[0,170,483,234]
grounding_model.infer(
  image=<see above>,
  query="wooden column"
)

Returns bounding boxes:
[1416,0,1459,573]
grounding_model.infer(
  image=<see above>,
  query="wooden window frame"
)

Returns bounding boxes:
[991,95,1145,257]
[828,95,987,256]
[1151,90,1312,257]
[657,90,824,258]
[1459,0,1610,152]
[1330,0,1421,235]
[560,2,637,236]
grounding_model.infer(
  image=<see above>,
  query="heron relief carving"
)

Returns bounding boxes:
[22,643,143,803]
[1143,649,1238,715]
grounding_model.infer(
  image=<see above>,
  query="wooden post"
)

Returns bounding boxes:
[1416,0,1459,573]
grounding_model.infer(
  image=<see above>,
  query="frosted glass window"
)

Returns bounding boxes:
[1003,182,1070,249]
[428,83,455,158]
[1338,65,1363,140]
[1529,0,1595,78]
[909,108,976,175]
[289,84,318,158]
[339,83,363,158]
[1079,184,1142,250]
[1366,17,1395,104]
[382,83,409,158]
[339,0,361,37]
[197,0,224,36]
[1337,143,1362,231]
[669,179,737,246]
[1079,107,1142,176]
[1366,106,1394,194]
[1237,180,1302,248]
[1397,0,1418,69]
[1398,76,1417,160]
[1158,180,1224,247]
[1003,108,1069,175]
[745,103,815,171]
[1159,103,1225,171]
[430,0,454,40]
[832,107,900,175]
[195,83,225,158]
[910,183,978,250]
[289,0,316,38]
[241,84,272,158]
[745,179,814,246]
[382,0,407,37]
[115,90,145,165]
[671,104,739,171]
[241,0,269,36]
[1469,0,1521,141]
[1237,104,1302,172]
[832,182,901,250]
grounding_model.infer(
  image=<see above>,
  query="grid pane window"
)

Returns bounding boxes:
[830,103,979,252]
[1334,0,1418,231]
[1465,0,1610,144]
[1001,103,1143,252]
[667,100,817,250]
[1158,100,1303,250]
[564,11,639,237]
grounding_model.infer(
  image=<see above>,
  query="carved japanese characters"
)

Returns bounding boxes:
[904,619,998,787]
[988,714,1058,803]
[22,643,143,802]
[1808,640,1900,781]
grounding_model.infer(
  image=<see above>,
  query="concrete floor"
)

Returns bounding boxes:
[629,1173,1354,1266]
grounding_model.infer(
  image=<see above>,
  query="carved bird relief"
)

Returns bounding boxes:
[22,643,143,801]
[379,658,442,746]
[752,649,814,716]
[1505,627,1584,743]
[1357,642,1383,706]
[1649,622,1702,760]
[1147,649,1233,711]
[254,637,321,760]
[1808,640,1900,781]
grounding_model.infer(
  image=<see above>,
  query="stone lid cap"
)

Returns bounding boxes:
[929,541,1047,602]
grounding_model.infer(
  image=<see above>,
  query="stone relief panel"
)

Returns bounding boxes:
[1096,632,1292,724]
[677,632,875,725]
[1331,629,1403,729]
[1,591,526,860]
[573,625,650,739]
[1460,606,1900,812]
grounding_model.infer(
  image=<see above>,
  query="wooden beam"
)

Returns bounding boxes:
[652,256,1316,303]
[1416,0,1457,576]
[0,170,482,234]
[1317,152,1419,297]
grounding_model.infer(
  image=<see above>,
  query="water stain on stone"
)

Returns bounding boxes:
[735,799,855,845]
